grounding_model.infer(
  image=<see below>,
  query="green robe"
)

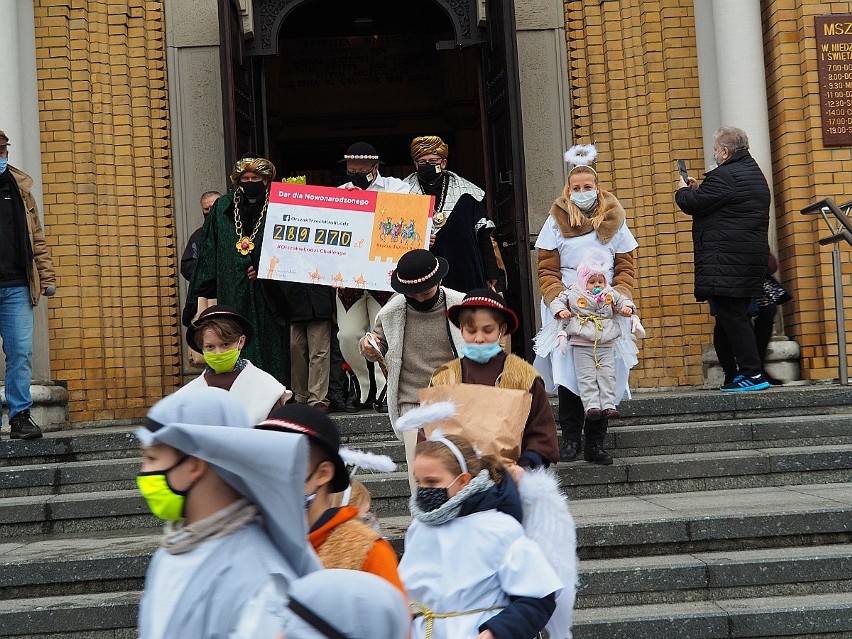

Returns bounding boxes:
[187,193,292,386]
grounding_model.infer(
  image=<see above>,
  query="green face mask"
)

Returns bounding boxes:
[203,348,240,374]
[136,456,190,521]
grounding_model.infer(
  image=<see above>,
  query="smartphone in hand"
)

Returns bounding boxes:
[677,160,688,182]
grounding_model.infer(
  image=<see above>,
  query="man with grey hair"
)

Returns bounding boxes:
[674,126,771,392]
[180,190,221,282]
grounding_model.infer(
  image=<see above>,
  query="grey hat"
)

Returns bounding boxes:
[281,569,409,639]
[137,387,322,578]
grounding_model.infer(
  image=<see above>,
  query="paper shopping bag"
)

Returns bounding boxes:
[418,382,531,466]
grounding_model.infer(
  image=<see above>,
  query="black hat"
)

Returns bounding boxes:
[256,404,349,493]
[186,305,254,354]
[390,250,449,295]
[339,141,384,165]
[446,288,520,334]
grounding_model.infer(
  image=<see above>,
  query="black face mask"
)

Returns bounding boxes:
[349,170,375,190]
[417,163,443,185]
[240,181,266,199]
[406,288,441,312]
[415,486,450,512]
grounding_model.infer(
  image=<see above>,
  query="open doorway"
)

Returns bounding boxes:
[264,0,484,189]
[218,0,534,353]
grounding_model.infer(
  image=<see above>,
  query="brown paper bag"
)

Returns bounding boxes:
[418,378,531,466]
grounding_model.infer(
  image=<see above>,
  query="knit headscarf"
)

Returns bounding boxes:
[576,248,612,290]
[229,156,276,188]
[410,135,449,162]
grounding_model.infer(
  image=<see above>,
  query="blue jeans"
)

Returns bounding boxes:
[0,286,34,418]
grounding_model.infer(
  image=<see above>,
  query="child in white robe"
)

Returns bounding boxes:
[398,431,563,639]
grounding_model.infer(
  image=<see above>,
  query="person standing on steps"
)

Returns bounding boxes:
[0,129,56,440]
[180,190,221,282]
[675,126,771,393]
[535,144,638,466]
[336,142,408,412]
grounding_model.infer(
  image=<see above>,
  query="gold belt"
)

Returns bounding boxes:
[577,315,606,368]
[410,601,503,639]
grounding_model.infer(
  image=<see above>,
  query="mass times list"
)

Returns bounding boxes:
[816,15,852,145]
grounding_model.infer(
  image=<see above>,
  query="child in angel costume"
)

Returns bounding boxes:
[395,402,578,639]
[540,249,644,420]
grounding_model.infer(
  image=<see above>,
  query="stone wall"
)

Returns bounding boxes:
[33,1,180,421]
[761,0,852,380]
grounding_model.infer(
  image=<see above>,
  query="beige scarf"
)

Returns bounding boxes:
[162,498,260,555]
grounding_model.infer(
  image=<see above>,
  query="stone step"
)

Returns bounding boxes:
[571,592,852,638]
[0,590,139,638]
[0,531,154,600]
[616,384,852,425]
[0,490,158,537]
[358,444,852,515]
[0,427,141,468]
[0,458,139,497]
[578,544,852,608]
[379,481,852,557]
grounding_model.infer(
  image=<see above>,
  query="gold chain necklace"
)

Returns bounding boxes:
[427,174,451,230]
[233,191,268,255]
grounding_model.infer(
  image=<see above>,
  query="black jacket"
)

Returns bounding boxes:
[284,283,335,322]
[675,149,770,300]
[459,474,557,639]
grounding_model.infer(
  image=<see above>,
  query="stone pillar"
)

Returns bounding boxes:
[514,0,573,326]
[0,1,67,425]
[164,0,229,380]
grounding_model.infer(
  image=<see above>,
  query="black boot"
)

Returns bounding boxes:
[584,416,612,465]
[558,386,585,460]
[10,410,43,440]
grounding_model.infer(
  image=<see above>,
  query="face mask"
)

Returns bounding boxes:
[713,155,722,167]
[240,180,266,199]
[203,348,240,374]
[0,158,7,174]
[406,288,441,312]
[417,163,443,184]
[415,475,462,512]
[136,456,191,521]
[461,341,503,364]
[304,491,317,510]
[349,170,375,190]
[570,190,598,211]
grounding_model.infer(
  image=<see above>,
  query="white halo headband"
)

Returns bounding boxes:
[564,143,599,177]
[429,429,468,474]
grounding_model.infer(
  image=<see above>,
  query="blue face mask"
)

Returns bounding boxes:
[0,158,7,174]
[461,341,503,364]
[570,190,598,211]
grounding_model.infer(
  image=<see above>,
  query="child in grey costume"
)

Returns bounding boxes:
[550,251,636,419]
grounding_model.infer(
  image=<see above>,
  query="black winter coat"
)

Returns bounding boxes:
[675,149,770,300]
[284,283,335,322]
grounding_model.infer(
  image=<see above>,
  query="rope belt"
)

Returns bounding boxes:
[410,601,503,639]
[577,315,605,368]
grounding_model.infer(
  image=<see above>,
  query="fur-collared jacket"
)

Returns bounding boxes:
[362,288,466,425]
[6,166,55,305]
[537,188,634,306]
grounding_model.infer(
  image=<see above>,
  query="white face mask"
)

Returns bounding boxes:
[570,190,598,211]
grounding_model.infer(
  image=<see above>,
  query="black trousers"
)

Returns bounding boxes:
[753,303,777,365]
[558,385,607,449]
[710,296,762,379]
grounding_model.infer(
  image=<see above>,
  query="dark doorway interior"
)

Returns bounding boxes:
[264,0,484,188]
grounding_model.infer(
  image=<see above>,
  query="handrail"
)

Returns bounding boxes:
[801,197,850,384]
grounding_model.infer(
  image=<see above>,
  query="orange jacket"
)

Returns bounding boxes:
[309,506,406,596]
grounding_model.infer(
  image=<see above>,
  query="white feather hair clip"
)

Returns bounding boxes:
[339,447,397,474]
[395,401,457,433]
[563,143,598,167]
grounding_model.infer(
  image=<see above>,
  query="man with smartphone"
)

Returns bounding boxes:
[0,129,56,438]
[675,126,771,392]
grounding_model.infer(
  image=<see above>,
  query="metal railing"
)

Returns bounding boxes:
[801,197,852,385]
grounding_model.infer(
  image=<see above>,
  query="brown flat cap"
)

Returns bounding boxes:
[0,130,8,146]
